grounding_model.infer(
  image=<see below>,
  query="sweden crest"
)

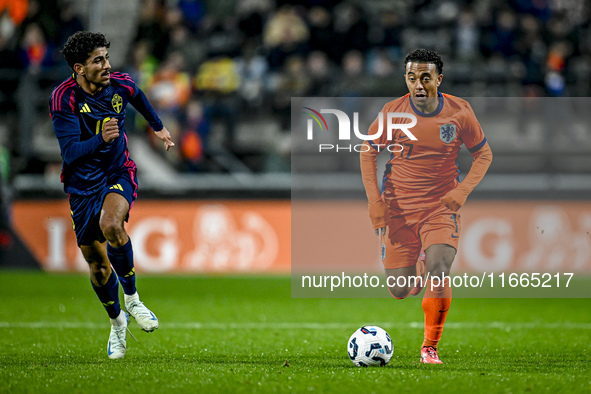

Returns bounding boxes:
[111,94,123,113]
[440,123,456,143]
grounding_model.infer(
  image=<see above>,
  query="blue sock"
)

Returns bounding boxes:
[91,270,121,319]
[107,239,136,296]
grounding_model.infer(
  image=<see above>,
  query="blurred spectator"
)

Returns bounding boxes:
[515,14,545,87]
[55,1,83,48]
[0,0,27,24]
[124,40,158,136]
[454,8,480,61]
[546,41,570,73]
[237,0,272,42]
[235,40,268,109]
[304,51,333,96]
[544,70,565,96]
[307,7,338,63]
[133,0,169,61]
[179,99,209,171]
[17,0,60,47]
[370,10,403,61]
[127,40,158,90]
[271,55,311,130]
[204,15,243,58]
[147,51,192,115]
[482,8,519,58]
[332,3,369,63]
[367,49,404,96]
[330,50,372,97]
[17,22,54,73]
[367,49,395,78]
[177,0,206,33]
[194,56,241,149]
[195,56,240,94]
[0,30,19,69]
[264,5,309,70]
[164,23,206,71]
[513,0,551,22]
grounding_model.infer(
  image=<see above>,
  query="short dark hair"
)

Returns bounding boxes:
[404,48,443,75]
[62,31,110,70]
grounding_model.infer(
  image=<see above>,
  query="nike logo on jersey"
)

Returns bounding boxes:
[80,103,92,113]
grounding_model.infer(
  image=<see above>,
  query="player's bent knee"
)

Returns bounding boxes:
[88,262,111,286]
[388,286,411,299]
[430,258,453,278]
[426,245,456,278]
[99,218,127,246]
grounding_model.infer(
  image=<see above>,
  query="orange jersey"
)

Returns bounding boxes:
[367,92,486,211]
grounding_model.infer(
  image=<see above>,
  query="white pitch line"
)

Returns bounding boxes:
[0,321,590,330]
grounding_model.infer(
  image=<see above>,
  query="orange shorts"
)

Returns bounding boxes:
[380,204,461,270]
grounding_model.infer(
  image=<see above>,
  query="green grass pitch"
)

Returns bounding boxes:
[0,272,590,393]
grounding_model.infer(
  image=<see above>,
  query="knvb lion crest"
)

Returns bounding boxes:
[440,123,456,143]
[111,94,123,113]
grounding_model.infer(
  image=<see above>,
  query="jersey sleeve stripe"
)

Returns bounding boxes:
[368,140,380,151]
[51,79,75,111]
[56,83,72,112]
[380,152,394,193]
[68,90,76,112]
[119,83,134,96]
[53,80,76,112]
[111,72,134,81]
[467,137,487,153]
[111,75,134,83]
[51,79,73,106]
[110,74,136,96]
[111,72,135,83]
[51,86,62,112]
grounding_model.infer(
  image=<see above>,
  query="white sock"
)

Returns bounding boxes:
[110,310,127,327]
[124,292,139,305]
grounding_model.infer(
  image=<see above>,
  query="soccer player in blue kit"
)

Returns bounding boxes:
[49,31,175,359]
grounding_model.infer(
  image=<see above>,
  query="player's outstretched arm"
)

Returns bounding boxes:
[360,141,388,235]
[127,85,174,151]
[441,142,493,211]
[154,127,175,151]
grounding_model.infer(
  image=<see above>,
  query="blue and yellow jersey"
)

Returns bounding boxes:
[49,72,163,195]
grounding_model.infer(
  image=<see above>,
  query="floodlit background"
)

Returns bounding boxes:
[0,1,590,392]
[0,0,590,274]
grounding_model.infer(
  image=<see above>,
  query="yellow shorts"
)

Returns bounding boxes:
[380,204,460,270]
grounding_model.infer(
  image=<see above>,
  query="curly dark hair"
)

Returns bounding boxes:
[62,31,110,70]
[404,48,443,75]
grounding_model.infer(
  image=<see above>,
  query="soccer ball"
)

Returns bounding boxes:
[347,326,393,367]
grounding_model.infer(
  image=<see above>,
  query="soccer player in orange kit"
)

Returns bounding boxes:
[360,49,493,364]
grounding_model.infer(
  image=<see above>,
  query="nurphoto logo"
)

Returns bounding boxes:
[302,107,418,152]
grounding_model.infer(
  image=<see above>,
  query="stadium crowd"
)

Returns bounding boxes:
[0,0,590,174]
